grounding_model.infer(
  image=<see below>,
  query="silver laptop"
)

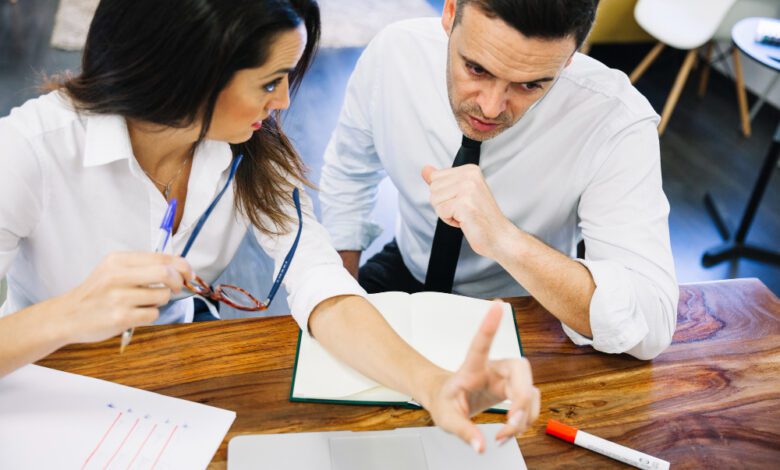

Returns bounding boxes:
[228,423,526,470]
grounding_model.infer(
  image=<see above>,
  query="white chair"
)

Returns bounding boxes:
[629,0,738,135]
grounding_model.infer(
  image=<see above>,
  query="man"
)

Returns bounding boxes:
[320,0,678,360]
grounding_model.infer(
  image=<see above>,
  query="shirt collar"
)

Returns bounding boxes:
[82,114,136,167]
[82,114,234,174]
[195,139,233,175]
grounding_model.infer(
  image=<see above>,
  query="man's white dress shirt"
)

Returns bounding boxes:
[320,18,679,359]
[0,91,364,327]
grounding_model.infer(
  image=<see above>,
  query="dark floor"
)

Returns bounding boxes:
[1,0,778,305]
[589,42,780,296]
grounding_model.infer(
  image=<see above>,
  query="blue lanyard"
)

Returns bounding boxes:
[180,154,303,308]
[180,154,244,258]
[266,187,302,304]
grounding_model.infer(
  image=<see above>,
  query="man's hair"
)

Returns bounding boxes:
[454,0,600,49]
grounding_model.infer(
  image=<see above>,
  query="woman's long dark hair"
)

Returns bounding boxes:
[60,0,320,234]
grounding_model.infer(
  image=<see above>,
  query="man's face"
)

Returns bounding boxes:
[443,2,577,141]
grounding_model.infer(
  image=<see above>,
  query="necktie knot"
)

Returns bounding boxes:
[461,136,482,149]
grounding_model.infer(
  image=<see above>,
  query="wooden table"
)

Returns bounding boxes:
[37,278,780,469]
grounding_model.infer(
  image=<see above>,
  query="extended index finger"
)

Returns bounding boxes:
[107,252,176,266]
[107,252,192,277]
[461,302,504,371]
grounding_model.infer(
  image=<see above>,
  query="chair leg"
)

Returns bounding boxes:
[732,48,752,138]
[658,49,697,136]
[698,42,714,97]
[630,42,665,84]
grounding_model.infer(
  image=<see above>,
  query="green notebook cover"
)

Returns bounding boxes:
[289,304,523,414]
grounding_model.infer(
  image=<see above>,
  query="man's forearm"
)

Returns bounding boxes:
[492,221,595,337]
[307,295,447,408]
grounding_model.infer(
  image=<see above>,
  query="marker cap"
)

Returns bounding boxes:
[546,420,577,443]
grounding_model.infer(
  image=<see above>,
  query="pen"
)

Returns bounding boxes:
[546,420,670,470]
[119,198,177,353]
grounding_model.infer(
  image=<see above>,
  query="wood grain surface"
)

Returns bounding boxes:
[36,278,780,469]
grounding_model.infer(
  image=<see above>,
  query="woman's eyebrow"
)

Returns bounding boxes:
[260,67,295,79]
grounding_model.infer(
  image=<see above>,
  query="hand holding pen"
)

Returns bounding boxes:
[55,223,190,346]
[120,199,178,353]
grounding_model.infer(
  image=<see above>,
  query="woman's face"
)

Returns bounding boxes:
[207,25,307,143]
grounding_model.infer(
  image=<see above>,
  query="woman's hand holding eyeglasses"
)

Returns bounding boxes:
[57,252,192,344]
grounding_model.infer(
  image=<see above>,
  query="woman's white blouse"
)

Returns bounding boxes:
[0,91,365,327]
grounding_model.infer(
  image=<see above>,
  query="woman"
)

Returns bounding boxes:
[0,0,539,451]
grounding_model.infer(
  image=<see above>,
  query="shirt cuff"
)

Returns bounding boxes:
[326,221,383,252]
[562,259,649,354]
[287,264,367,331]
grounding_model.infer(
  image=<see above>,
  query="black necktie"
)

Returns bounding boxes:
[424,136,482,293]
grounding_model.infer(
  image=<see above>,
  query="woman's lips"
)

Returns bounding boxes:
[251,121,262,130]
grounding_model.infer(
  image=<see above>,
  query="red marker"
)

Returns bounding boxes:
[546,420,670,470]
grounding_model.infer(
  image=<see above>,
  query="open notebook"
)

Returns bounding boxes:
[290,292,523,413]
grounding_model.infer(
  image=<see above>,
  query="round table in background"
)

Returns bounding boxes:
[702,17,780,267]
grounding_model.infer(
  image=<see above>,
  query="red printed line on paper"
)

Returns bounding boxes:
[102,418,139,469]
[124,424,157,470]
[150,425,178,470]
[81,412,122,470]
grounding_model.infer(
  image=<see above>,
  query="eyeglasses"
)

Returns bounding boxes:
[179,154,303,311]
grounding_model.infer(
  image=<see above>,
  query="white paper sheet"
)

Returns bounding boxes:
[0,365,236,470]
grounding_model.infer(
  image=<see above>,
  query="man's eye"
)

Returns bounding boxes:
[520,82,543,92]
[466,62,487,76]
[263,78,282,93]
